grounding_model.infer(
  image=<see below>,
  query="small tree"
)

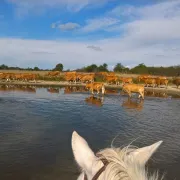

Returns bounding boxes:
[53,63,63,71]
[34,66,40,71]
[130,63,148,74]
[0,64,9,70]
[98,63,108,72]
[113,63,124,72]
[85,64,98,72]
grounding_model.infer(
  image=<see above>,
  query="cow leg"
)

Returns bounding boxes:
[139,91,144,99]
[129,92,132,98]
[127,91,131,98]
[102,86,105,95]
[166,83,168,89]
[142,91,145,99]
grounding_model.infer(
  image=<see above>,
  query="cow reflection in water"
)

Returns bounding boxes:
[0,85,36,93]
[64,86,87,94]
[122,98,144,111]
[145,90,168,98]
[85,95,104,107]
[47,87,60,94]
[105,89,119,95]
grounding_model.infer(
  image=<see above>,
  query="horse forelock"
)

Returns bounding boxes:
[94,147,163,180]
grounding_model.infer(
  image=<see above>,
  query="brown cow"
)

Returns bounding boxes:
[158,76,167,80]
[85,82,105,95]
[47,71,60,77]
[22,73,38,82]
[155,77,168,88]
[108,72,116,76]
[0,73,14,81]
[105,75,119,85]
[119,77,133,85]
[172,78,180,88]
[122,84,145,99]
[65,72,77,83]
[98,72,108,76]
[141,77,156,88]
[81,74,95,83]
[137,74,151,82]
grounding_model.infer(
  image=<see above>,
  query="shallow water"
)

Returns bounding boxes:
[0,86,180,180]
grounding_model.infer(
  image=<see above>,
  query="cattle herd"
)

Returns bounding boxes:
[0,71,180,99]
[0,72,38,82]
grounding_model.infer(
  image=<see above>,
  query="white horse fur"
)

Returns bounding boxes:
[72,131,163,180]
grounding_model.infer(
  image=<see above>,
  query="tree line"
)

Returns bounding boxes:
[0,63,64,72]
[0,63,180,76]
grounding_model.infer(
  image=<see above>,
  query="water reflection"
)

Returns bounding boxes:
[122,98,144,111]
[85,95,104,107]
[145,90,169,98]
[105,89,119,95]
[0,85,36,93]
[47,87,60,94]
[0,86,180,180]
[64,86,87,94]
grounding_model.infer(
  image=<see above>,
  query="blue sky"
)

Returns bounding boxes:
[0,0,180,70]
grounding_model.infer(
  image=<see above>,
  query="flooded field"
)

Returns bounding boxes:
[0,85,180,180]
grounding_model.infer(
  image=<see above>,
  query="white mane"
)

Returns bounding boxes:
[72,131,164,180]
[96,147,162,180]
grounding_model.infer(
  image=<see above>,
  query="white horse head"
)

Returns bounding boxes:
[72,131,163,180]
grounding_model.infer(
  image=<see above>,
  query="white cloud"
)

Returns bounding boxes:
[6,0,114,15]
[58,22,80,31]
[81,17,120,32]
[87,45,102,51]
[108,17,180,42]
[51,17,120,33]
[0,37,179,70]
[110,0,180,19]
[105,0,180,49]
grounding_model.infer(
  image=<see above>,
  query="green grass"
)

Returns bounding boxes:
[94,75,105,82]
[38,75,65,81]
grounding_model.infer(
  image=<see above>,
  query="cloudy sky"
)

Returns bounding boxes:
[0,0,180,70]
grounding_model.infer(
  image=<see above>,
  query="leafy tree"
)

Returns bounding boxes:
[34,66,40,71]
[53,63,63,71]
[0,64,9,69]
[27,67,33,71]
[84,64,98,72]
[130,63,149,74]
[98,63,108,72]
[113,63,125,72]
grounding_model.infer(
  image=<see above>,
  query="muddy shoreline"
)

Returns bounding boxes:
[0,80,180,96]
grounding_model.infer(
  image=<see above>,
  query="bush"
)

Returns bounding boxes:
[38,75,65,81]
[94,75,105,82]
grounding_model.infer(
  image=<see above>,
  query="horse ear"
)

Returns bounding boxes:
[130,141,163,166]
[72,131,96,171]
